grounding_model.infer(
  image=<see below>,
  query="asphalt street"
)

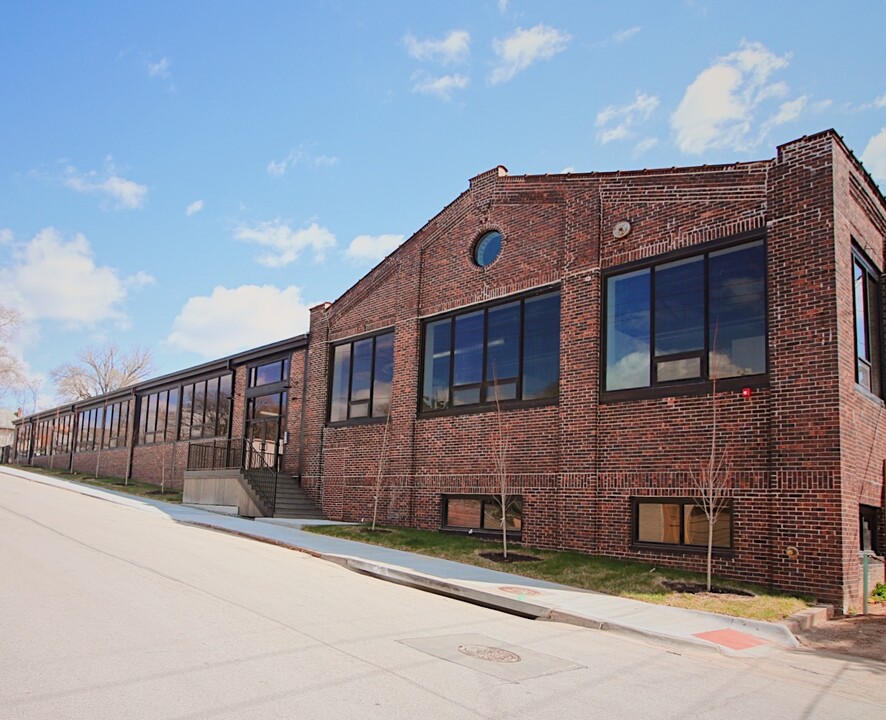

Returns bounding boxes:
[2,472,884,719]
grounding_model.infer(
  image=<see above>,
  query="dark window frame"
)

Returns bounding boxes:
[75,406,104,453]
[852,246,883,398]
[602,233,768,402]
[179,373,232,441]
[101,399,129,450]
[136,387,179,446]
[441,494,523,537]
[327,329,394,425]
[631,497,734,552]
[52,414,74,455]
[860,504,881,554]
[248,357,290,390]
[419,287,560,416]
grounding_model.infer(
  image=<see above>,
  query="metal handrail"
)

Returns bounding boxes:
[186,436,278,515]
[186,437,243,471]
[242,438,278,514]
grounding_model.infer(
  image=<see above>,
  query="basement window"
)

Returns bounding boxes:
[633,498,733,548]
[443,495,522,533]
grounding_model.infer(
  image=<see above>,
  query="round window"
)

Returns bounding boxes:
[473,231,502,267]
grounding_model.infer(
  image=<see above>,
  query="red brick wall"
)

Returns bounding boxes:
[130,442,187,489]
[833,138,886,607]
[303,132,886,607]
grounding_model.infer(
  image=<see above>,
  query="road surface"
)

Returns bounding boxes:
[1,471,883,719]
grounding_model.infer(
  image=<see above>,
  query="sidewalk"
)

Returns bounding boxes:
[3,467,811,658]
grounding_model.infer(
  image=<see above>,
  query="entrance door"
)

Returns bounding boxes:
[245,391,288,472]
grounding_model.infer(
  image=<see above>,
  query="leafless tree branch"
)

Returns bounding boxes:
[51,343,155,401]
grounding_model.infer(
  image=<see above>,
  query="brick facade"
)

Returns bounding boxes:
[300,131,886,610]
[13,130,886,610]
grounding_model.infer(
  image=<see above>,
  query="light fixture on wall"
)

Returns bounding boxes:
[612,220,632,239]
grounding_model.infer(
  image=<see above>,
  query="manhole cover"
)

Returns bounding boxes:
[498,586,542,596]
[457,644,522,663]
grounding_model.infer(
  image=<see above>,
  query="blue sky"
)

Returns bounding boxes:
[2,0,885,409]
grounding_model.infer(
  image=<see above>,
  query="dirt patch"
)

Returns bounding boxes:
[479,551,543,563]
[793,602,886,662]
[662,580,754,597]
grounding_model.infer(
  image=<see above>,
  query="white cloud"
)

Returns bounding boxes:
[861,128,886,183]
[632,137,660,157]
[874,93,886,108]
[185,199,204,216]
[0,228,12,245]
[267,145,340,177]
[612,26,641,43]
[671,40,800,154]
[166,285,311,358]
[498,0,509,13]
[147,57,171,79]
[234,220,335,267]
[0,228,142,327]
[596,92,660,144]
[403,30,470,65]
[62,158,148,209]
[411,72,469,100]
[345,234,405,263]
[490,25,571,85]
[126,270,156,289]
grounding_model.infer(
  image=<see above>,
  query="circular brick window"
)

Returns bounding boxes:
[473,230,502,267]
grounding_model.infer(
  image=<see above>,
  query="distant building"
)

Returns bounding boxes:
[13,130,886,611]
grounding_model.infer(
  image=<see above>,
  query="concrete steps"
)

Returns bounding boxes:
[274,476,325,519]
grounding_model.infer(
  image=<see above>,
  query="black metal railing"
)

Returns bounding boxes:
[186,438,243,471]
[186,437,278,515]
[243,440,278,514]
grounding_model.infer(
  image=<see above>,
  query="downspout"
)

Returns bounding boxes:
[125,390,136,484]
[297,340,310,482]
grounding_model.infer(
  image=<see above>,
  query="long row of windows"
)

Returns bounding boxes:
[328,290,561,422]
[137,373,233,446]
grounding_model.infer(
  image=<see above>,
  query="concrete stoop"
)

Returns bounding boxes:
[273,476,325,520]
[780,605,834,633]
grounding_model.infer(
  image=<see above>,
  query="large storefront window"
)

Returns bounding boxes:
[75,406,103,452]
[421,289,560,412]
[137,389,179,445]
[329,331,394,422]
[605,240,766,392]
[179,374,232,440]
[102,400,129,449]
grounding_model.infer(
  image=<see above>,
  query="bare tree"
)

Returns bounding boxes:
[51,343,155,401]
[691,328,735,592]
[492,379,512,559]
[0,304,28,402]
[370,409,392,532]
[489,361,518,559]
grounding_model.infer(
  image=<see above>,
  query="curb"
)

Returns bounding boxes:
[780,605,834,633]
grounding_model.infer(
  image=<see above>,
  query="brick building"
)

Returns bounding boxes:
[13,130,886,610]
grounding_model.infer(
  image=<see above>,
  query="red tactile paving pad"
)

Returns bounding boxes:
[693,629,767,650]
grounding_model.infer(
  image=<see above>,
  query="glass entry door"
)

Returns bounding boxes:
[245,391,287,472]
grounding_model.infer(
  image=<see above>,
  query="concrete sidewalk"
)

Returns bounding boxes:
[3,467,811,658]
